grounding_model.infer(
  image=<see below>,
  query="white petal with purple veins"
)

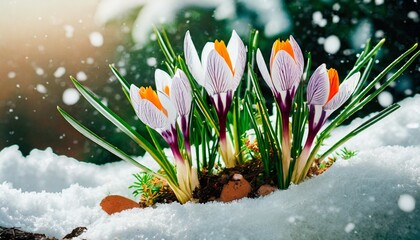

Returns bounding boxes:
[137,100,170,130]
[171,70,192,116]
[290,35,304,74]
[205,50,234,95]
[271,51,300,92]
[129,84,141,111]
[307,64,329,105]
[324,72,360,112]
[157,91,177,124]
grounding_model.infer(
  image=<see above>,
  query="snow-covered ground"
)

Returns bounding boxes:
[1,95,419,239]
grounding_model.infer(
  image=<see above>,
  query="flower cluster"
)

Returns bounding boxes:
[59,28,419,204]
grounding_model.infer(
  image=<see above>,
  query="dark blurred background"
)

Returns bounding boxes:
[1,0,419,164]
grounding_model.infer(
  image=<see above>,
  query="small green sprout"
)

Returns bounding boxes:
[129,172,164,206]
[337,147,358,160]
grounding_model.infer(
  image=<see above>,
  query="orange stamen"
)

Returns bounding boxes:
[164,85,170,96]
[139,86,168,116]
[327,68,339,102]
[214,40,234,74]
[272,39,295,60]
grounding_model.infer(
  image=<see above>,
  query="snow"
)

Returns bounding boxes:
[76,71,88,81]
[1,95,420,239]
[35,84,47,94]
[89,32,104,47]
[62,88,80,105]
[377,91,393,107]
[324,35,341,54]
[54,66,66,78]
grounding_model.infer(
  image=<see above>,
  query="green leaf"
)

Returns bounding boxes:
[57,106,161,178]
[109,64,130,94]
[69,77,178,184]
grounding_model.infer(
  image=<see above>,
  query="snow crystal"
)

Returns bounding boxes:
[324,35,341,54]
[377,91,393,107]
[35,67,44,76]
[350,19,372,49]
[398,194,416,212]
[312,11,327,27]
[214,0,235,20]
[86,57,95,64]
[146,57,157,67]
[7,71,16,78]
[54,67,66,78]
[89,32,104,47]
[35,84,47,94]
[62,88,80,105]
[76,71,88,81]
[344,223,355,233]
[1,95,420,239]
[408,11,419,22]
[64,24,74,38]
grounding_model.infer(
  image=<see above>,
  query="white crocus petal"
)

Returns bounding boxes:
[312,104,325,126]
[289,35,304,74]
[129,84,141,111]
[256,49,274,91]
[205,50,234,95]
[324,72,360,113]
[171,70,192,116]
[184,31,204,85]
[271,51,301,92]
[307,64,330,105]
[200,42,215,80]
[155,69,172,96]
[227,30,246,87]
[157,91,177,124]
[137,100,170,130]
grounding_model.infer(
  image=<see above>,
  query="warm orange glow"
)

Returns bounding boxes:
[214,40,234,73]
[272,39,295,63]
[164,85,170,96]
[327,68,339,102]
[139,86,168,116]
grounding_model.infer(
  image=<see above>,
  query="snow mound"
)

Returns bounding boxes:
[1,95,420,239]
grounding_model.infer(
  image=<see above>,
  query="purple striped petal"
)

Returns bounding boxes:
[307,64,329,105]
[137,100,170,130]
[324,72,360,113]
[271,51,301,92]
[204,50,234,95]
[157,91,177,124]
[171,69,192,116]
[129,84,142,112]
[227,30,246,88]
[289,35,304,75]
[184,31,204,85]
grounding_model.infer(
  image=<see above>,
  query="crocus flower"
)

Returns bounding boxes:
[293,64,360,182]
[155,69,193,155]
[256,36,304,179]
[129,82,197,203]
[184,30,246,168]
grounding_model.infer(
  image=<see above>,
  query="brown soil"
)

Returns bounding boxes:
[0,226,86,240]
[193,159,266,203]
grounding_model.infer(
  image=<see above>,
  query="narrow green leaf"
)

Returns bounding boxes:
[57,106,161,178]
[109,64,130,93]
[318,103,400,161]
